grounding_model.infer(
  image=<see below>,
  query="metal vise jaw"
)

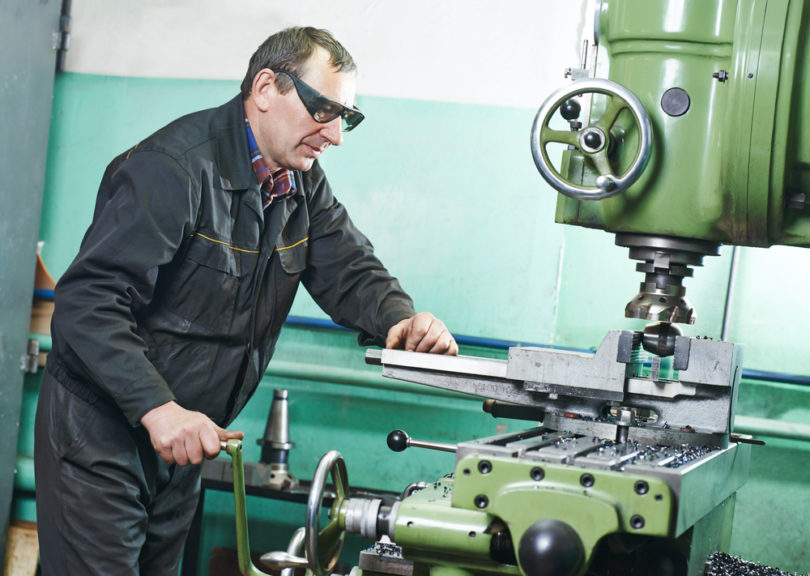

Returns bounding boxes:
[367,330,743,447]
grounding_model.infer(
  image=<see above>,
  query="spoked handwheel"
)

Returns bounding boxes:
[261,450,350,576]
[530,78,652,200]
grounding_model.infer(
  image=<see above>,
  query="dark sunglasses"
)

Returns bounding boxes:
[274,69,365,132]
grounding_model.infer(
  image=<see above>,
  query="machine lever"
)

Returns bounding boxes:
[387,429,457,453]
[260,551,309,570]
[730,434,765,446]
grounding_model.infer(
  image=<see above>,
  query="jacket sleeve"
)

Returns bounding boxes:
[300,162,415,346]
[51,150,200,426]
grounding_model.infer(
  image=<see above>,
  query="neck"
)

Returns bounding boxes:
[243,98,281,172]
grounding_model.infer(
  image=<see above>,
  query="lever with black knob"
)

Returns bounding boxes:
[386,429,457,453]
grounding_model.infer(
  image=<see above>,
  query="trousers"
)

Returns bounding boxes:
[34,365,202,575]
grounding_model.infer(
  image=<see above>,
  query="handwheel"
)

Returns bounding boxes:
[305,450,350,576]
[260,450,350,576]
[530,78,652,200]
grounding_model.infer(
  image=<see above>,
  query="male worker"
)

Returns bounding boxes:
[34,26,457,575]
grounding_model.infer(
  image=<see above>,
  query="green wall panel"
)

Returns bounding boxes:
[312,96,565,344]
[726,246,810,375]
[730,436,810,571]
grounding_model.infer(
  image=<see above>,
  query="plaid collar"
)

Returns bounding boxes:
[244,116,296,209]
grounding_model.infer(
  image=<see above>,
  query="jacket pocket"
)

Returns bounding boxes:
[161,235,252,333]
[276,236,308,275]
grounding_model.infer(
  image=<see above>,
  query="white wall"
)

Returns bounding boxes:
[67,0,593,108]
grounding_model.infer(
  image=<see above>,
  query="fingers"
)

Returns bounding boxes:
[207,426,245,460]
[429,329,458,355]
[142,401,243,466]
[415,317,457,354]
[159,425,239,465]
[183,434,203,466]
[220,428,245,441]
[405,313,435,352]
[385,313,458,356]
[159,424,210,466]
[198,425,223,461]
[385,318,408,350]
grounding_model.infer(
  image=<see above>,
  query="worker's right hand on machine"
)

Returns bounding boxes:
[140,400,244,466]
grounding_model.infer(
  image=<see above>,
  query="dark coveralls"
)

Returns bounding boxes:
[34,94,415,575]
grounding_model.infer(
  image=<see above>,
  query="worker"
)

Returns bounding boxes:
[34,26,457,575]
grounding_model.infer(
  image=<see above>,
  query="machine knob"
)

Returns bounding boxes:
[517,519,585,576]
[560,98,581,120]
[582,130,603,150]
[387,430,409,452]
[386,430,457,453]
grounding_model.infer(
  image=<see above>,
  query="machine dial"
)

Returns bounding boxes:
[530,78,652,200]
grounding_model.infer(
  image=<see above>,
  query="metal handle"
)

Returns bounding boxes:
[221,439,270,576]
[260,550,309,570]
[530,78,652,200]
[281,527,307,576]
[387,429,457,453]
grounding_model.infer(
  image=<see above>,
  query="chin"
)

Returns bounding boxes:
[294,158,316,172]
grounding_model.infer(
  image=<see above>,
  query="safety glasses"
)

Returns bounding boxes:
[275,69,365,132]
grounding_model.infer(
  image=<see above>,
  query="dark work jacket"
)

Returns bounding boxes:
[48,94,415,428]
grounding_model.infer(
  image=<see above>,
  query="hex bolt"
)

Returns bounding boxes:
[478,460,493,475]
[530,467,545,481]
[713,70,729,82]
[474,495,489,509]
[634,480,649,495]
[630,515,645,529]
[580,473,595,488]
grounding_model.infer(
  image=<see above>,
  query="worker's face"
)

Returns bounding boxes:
[256,47,358,172]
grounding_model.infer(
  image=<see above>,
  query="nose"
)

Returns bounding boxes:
[321,117,343,147]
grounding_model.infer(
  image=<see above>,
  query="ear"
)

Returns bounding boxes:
[250,69,277,112]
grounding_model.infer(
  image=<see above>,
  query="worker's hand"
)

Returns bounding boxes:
[140,401,244,466]
[385,312,458,355]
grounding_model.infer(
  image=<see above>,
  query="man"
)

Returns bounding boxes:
[34,26,457,575]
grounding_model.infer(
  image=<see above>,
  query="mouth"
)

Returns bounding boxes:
[302,141,329,158]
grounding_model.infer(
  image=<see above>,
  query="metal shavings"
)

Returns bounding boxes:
[594,441,715,469]
[705,552,808,576]
[372,542,404,558]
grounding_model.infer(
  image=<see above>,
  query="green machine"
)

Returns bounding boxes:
[533,0,810,325]
[222,2,809,576]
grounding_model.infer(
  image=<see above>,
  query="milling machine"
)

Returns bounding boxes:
[223,1,810,575]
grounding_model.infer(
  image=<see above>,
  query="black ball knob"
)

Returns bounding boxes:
[583,131,603,149]
[517,519,585,576]
[560,99,581,121]
[387,430,409,452]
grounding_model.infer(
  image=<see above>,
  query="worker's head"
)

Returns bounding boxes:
[242,27,364,172]
[241,27,357,98]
